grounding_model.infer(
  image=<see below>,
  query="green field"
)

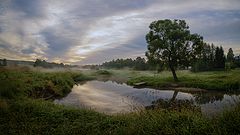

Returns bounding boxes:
[1,67,240,135]
[127,70,240,91]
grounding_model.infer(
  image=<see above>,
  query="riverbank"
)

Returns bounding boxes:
[0,67,94,100]
[1,97,240,134]
[127,70,240,91]
[1,67,240,134]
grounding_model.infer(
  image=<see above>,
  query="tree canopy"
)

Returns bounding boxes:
[145,19,203,81]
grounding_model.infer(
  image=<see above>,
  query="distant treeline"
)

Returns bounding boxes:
[34,59,64,68]
[0,59,78,68]
[101,57,151,70]
[191,43,240,72]
[33,59,78,68]
[191,43,225,72]
[99,44,240,72]
[0,59,34,67]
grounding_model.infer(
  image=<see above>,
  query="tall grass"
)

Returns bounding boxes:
[128,70,240,91]
[0,68,91,99]
[1,68,240,134]
[1,98,240,135]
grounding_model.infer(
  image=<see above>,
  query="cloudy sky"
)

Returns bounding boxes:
[0,0,240,64]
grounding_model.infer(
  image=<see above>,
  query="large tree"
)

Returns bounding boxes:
[145,19,202,81]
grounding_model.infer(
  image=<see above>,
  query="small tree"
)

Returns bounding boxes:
[227,48,234,62]
[145,19,202,81]
[214,46,225,69]
[226,48,235,69]
[34,59,42,67]
[3,59,7,66]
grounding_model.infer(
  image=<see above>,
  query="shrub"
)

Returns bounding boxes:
[95,70,112,75]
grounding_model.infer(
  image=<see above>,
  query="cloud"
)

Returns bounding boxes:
[79,34,147,64]
[10,0,46,18]
[0,0,240,64]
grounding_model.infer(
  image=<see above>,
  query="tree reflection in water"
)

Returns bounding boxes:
[146,90,240,113]
[193,92,225,104]
[146,91,200,112]
[60,80,240,115]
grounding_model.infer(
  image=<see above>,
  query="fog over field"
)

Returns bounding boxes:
[0,0,240,64]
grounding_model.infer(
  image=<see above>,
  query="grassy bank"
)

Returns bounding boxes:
[1,68,240,134]
[0,67,93,99]
[1,98,240,135]
[127,70,240,91]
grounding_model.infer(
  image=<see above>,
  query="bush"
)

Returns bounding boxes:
[95,70,112,75]
[72,73,94,82]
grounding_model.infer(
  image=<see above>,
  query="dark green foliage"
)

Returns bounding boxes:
[0,79,23,99]
[191,43,212,72]
[233,54,240,68]
[227,48,234,62]
[95,70,112,75]
[146,99,200,112]
[134,57,148,70]
[72,73,95,82]
[101,57,149,70]
[82,64,100,70]
[102,58,134,69]
[145,19,203,81]
[214,46,225,69]
[3,59,7,66]
[191,44,226,72]
[0,58,7,66]
[34,59,65,68]
[217,105,240,134]
[226,48,236,69]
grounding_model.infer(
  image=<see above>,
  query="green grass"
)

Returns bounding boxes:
[91,69,156,83]
[95,70,112,75]
[1,98,240,135]
[0,68,92,99]
[127,70,240,91]
[1,67,240,135]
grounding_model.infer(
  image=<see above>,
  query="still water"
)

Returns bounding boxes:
[55,80,240,115]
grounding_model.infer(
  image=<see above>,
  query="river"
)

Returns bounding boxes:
[54,80,240,115]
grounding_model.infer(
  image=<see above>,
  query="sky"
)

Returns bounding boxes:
[0,0,240,65]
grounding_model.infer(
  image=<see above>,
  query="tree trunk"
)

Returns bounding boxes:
[169,64,178,81]
[170,91,178,102]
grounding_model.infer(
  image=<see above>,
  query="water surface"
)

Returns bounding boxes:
[55,80,240,115]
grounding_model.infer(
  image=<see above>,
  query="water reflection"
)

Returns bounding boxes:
[145,90,199,111]
[193,92,224,104]
[55,81,145,114]
[146,99,200,112]
[55,80,240,115]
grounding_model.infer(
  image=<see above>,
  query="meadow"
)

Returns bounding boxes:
[0,67,240,135]
[127,70,240,91]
